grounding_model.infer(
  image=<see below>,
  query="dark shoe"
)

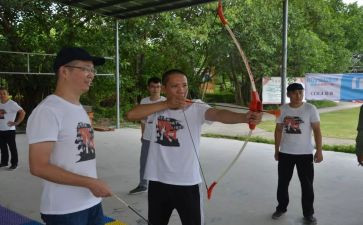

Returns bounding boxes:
[272,210,285,219]
[0,163,8,168]
[304,215,317,224]
[7,165,17,171]
[129,186,147,195]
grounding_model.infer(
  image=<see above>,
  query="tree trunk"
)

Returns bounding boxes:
[229,55,243,105]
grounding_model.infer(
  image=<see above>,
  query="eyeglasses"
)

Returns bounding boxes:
[64,65,97,75]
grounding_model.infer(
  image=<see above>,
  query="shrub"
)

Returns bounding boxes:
[204,93,235,103]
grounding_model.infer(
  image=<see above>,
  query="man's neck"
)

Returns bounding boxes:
[54,86,81,105]
[289,102,303,108]
[0,98,9,104]
[149,95,161,101]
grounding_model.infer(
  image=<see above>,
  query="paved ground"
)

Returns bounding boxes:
[1,128,363,225]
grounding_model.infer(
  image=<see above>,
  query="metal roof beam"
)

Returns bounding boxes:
[111,0,216,19]
[106,0,186,17]
[52,0,217,19]
[85,0,129,11]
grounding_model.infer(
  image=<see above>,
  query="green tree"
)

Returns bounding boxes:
[0,0,362,124]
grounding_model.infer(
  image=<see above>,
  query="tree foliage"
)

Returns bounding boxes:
[0,0,362,122]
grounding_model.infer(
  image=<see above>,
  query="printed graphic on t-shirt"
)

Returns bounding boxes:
[75,122,95,162]
[283,116,304,134]
[156,115,183,147]
[0,109,6,119]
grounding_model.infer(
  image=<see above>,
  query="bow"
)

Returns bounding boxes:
[185,100,279,117]
[207,0,263,200]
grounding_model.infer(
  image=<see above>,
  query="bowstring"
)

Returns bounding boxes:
[182,108,209,191]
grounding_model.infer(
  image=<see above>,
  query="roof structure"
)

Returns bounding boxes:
[54,0,217,19]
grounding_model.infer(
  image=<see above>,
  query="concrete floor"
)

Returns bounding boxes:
[0,128,362,225]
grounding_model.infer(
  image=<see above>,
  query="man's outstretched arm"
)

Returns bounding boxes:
[205,108,262,125]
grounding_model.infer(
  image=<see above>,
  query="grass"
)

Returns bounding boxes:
[319,108,359,139]
[258,107,360,139]
[202,134,356,154]
[258,120,276,132]
[307,100,338,108]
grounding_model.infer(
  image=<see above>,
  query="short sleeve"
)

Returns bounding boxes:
[11,101,22,113]
[193,99,212,125]
[26,107,60,144]
[309,105,320,123]
[140,97,149,123]
[276,106,284,124]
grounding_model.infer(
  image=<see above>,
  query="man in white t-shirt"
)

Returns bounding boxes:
[0,87,26,170]
[272,83,323,225]
[129,77,166,194]
[27,47,112,225]
[126,69,262,225]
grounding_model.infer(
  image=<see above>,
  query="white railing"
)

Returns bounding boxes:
[0,50,114,76]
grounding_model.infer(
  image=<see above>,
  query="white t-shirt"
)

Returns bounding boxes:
[277,103,320,154]
[26,95,101,214]
[140,96,166,141]
[0,99,22,131]
[144,99,211,185]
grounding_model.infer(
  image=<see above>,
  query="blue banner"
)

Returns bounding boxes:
[341,74,363,100]
[305,73,363,101]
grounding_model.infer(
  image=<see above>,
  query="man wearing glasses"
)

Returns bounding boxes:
[27,47,112,225]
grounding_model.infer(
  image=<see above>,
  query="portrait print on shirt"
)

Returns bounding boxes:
[156,115,184,147]
[0,109,5,119]
[283,116,304,134]
[75,122,95,162]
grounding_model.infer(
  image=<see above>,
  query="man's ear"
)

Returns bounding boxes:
[161,85,166,94]
[58,66,69,80]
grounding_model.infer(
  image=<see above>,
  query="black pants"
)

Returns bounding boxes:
[148,181,201,225]
[276,152,314,217]
[0,130,18,166]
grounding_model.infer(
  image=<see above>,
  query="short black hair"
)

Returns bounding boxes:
[287,83,304,92]
[161,69,187,85]
[0,87,7,92]
[147,77,161,86]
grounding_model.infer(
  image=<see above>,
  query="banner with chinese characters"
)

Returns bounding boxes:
[305,73,363,101]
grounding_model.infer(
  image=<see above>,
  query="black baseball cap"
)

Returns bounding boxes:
[287,83,304,92]
[53,47,105,73]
